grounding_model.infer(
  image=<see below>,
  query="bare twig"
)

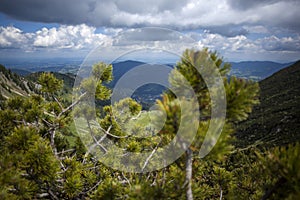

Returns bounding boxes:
[53,96,63,110]
[48,189,59,200]
[98,125,129,139]
[42,118,52,127]
[56,149,75,155]
[122,172,131,187]
[87,121,107,153]
[80,179,102,195]
[150,172,158,186]
[58,92,87,118]
[141,138,161,173]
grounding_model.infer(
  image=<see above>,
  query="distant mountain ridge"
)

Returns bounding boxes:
[229,61,293,81]
[5,59,294,82]
[3,59,296,110]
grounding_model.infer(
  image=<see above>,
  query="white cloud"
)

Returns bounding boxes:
[0,24,112,51]
[185,30,300,61]
[0,25,299,62]
[259,35,300,51]
[196,32,259,53]
[33,24,111,49]
[0,26,29,48]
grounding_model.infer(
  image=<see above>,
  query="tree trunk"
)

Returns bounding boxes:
[185,147,193,200]
[50,129,57,156]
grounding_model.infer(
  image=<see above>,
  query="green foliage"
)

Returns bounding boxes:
[91,177,124,199]
[166,49,259,156]
[225,76,260,122]
[0,51,296,199]
[38,72,63,94]
[0,109,17,139]
[156,48,260,199]
[63,157,85,198]
[92,62,113,83]
[77,62,113,102]
[259,143,300,199]
[0,127,59,199]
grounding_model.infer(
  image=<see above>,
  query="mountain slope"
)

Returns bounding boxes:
[0,64,36,99]
[235,60,300,148]
[26,71,75,90]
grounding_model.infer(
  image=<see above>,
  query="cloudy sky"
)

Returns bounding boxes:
[0,0,299,62]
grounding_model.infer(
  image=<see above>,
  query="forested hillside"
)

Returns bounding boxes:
[236,61,300,148]
[0,64,37,99]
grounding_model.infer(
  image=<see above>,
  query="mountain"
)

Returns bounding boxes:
[26,72,76,103]
[26,71,76,90]
[2,58,81,75]
[229,61,293,81]
[10,68,32,76]
[6,59,293,82]
[0,60,166,108]
[109,60,295,107]
[111,60,146,82]
[111,60,167,108]
[0,64,36,99]
[4,59,296,111]
[112,60,294,83]
[0,64,77,101]
[235,60,300,148]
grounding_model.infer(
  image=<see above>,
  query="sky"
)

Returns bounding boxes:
[0,0,300,63]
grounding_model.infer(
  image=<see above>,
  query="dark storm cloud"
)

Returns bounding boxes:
[0,0,113,26]
[0,0,300,35]
[113,0,188,14]
[228,0,300,10]
[0,0,187,27]
[116,28,184,42]
[206,26,249,37]
[227,0,280,10]
[112,28,195,46]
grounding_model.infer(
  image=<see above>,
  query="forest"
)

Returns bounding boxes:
[0,48,299,200]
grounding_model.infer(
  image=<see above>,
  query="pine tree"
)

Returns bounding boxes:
[156,49,260,199]
[1,51,298,199]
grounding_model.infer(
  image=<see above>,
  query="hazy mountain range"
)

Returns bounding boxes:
[1,59,295,81]
[1,59,296,109]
